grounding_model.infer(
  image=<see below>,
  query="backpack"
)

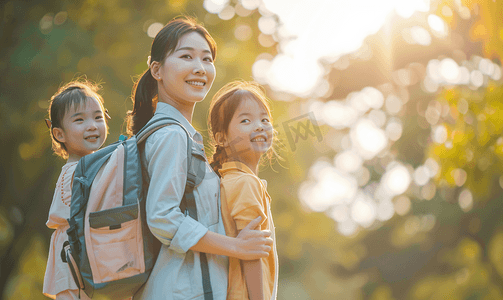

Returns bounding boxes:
[62,115,213,299]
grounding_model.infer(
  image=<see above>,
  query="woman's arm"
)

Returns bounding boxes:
[145,127,210,252]
[190,216,272,260]
[145,127,272,259]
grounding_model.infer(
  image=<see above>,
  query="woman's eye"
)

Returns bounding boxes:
[181,54,192,59]
[204,57,213,62]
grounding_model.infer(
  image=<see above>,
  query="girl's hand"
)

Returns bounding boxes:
[235,216,273,260]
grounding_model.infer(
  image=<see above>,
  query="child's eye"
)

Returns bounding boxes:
[262,118,270,123]
[203,57,213,62]
[95,115,104,120]
[240,119,250,123]
[74,118,84,122]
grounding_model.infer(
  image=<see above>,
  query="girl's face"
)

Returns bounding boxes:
[152,31,216,108]
[53,97,107,162]
[219,98,273,171]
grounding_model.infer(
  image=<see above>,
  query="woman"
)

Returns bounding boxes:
[128,17,273,300]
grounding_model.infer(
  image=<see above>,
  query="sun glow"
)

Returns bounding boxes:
[252,0,431,96]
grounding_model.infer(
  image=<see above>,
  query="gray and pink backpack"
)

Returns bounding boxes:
[62,115,213,299]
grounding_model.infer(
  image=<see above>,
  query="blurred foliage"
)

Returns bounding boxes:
[1,0,503,300]
[427,85,503,199]
[461,0,503,61]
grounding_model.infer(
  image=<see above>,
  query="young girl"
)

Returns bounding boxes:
[208,81,279,300]
[43,80,108,300]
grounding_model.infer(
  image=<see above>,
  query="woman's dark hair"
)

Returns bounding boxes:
[207,81,277,174]
[126,16,217,136]
[48,80,107,159]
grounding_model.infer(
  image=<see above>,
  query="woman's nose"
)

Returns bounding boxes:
[193,59,206,75]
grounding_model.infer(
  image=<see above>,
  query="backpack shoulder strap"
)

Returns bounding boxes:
[70,142,119,219]
[136,116,185,144]
[136,114,206,195]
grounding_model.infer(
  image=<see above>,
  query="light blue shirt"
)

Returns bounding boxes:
[134,102,228,300]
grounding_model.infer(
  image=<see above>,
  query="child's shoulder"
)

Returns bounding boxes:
[60,161,78,176]
[220,168,262,190]
[55,161,78,205]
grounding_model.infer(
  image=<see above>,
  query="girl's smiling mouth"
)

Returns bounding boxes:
[85,135,100,141]
[251,135,268,142]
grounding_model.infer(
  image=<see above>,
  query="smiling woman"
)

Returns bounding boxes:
[126,17,274,300]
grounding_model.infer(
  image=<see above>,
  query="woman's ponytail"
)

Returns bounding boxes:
[127,69,158,136]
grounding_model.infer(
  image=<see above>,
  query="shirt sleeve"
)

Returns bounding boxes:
[225,175,267,231]
[144,126,208,253]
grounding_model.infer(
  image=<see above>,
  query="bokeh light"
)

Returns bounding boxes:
[241,0,261,10]
[381,162,411,197]
[427,14,447,37]
[234,24,253,41]
[147,22,163,38]
[352,119,388,159]
[251,0,430,96]
[204,0,229,14]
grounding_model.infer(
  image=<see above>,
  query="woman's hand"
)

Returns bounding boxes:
[190,216,273,260]
[234,216,273,260]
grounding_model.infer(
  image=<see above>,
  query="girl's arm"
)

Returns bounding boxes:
[242,259,264,300]
[190,216,272,260]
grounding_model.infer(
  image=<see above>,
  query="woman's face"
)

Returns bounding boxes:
[153,31,216,107]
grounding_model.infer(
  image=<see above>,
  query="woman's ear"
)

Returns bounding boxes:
[150,61,162,82]
[52,127,66,143]
[215,132,227,147]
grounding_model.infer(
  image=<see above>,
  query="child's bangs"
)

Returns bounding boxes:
[62,93,103,120]
[236,90,273,122]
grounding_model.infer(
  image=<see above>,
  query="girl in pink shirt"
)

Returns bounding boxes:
[43,80,108,300]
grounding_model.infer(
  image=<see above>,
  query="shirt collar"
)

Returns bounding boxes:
[219,161,256,176]
[155,102,203,143]
[219,161,269,189]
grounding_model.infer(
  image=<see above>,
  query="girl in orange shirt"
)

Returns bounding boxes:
[43,80,108,300]
[208,81,278,300]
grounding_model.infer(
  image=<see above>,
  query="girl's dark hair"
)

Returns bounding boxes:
[48,80,107,159]
[208,81,277,174]
[126,16,217,136]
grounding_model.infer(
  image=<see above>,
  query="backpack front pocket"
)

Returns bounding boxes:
[87,203,145,283]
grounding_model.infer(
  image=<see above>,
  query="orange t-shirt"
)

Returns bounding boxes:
[219,161,278,300]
